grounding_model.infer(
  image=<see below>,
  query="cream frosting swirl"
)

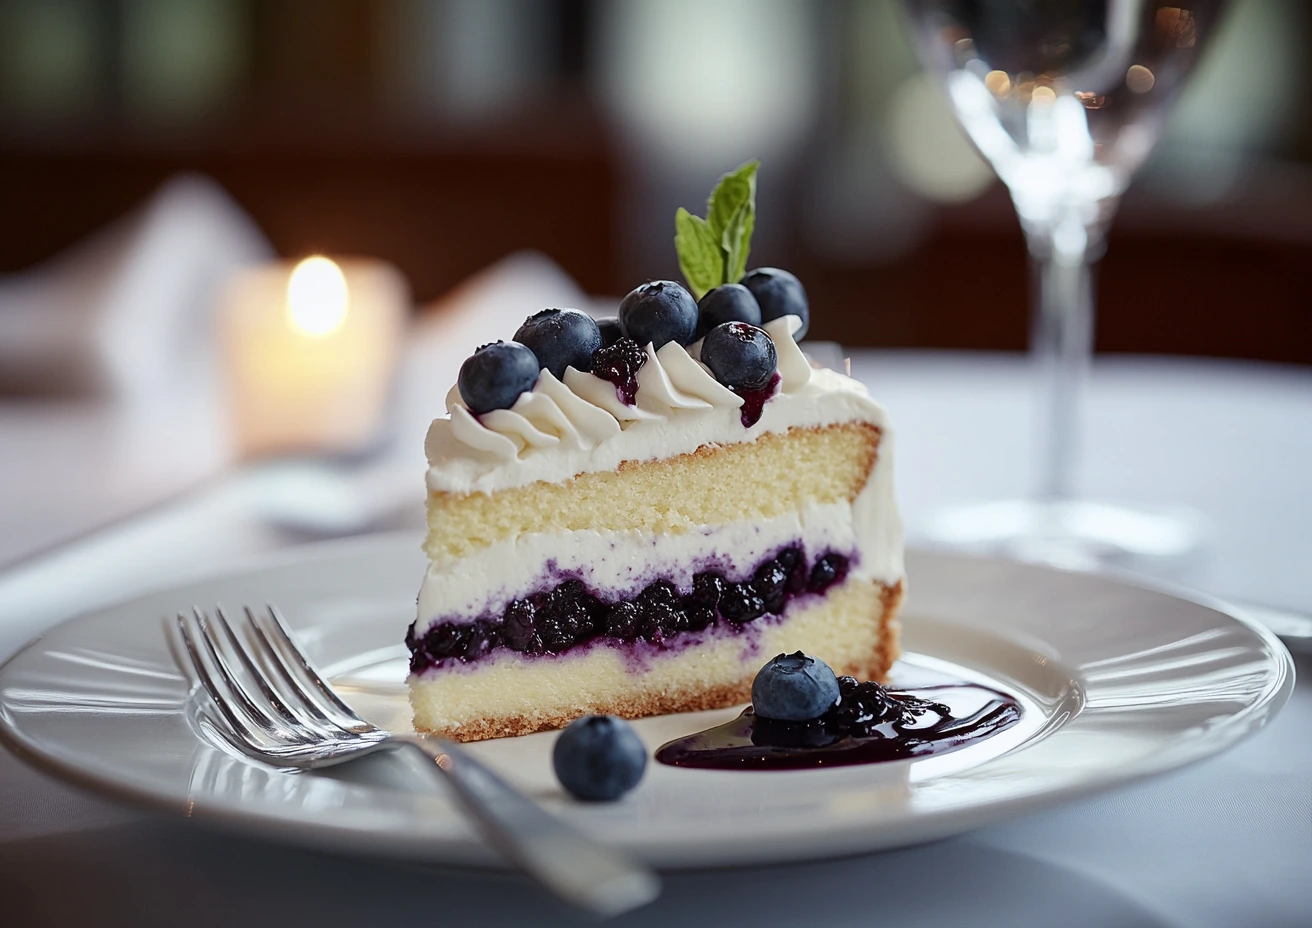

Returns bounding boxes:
[563,366,661,423]
[764,315,812,393]
[648,341,743,409]
[424,314,853,490]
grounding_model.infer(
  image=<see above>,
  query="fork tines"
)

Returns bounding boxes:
[176,604,377,764]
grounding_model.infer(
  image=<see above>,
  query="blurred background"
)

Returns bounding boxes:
[1,0,1308,360]
[6,5,1312,919]
[0,0,1309,611]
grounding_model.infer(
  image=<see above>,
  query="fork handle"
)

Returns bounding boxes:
[394,733,661,917]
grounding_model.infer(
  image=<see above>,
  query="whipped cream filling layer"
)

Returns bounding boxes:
[415,500,895,634]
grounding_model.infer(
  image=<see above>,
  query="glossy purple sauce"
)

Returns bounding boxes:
[591,338,645,405]
[733,372,781,427]
[655,680,1022,770]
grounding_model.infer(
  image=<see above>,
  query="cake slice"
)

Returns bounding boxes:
[408,314,903,741]
[406,162,903,741]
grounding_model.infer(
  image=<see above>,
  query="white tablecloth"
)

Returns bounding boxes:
[1,352,1309,928]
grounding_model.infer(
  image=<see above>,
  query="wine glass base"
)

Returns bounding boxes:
[916,499,1210,574]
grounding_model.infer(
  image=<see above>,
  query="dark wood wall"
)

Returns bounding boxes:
[2,133,1309,363]
[0,0,1307,364]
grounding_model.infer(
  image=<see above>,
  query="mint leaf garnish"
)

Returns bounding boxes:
[722,196,755,286]
[706,160,758,246]
[674,207,723,300]
[674,160,759,299]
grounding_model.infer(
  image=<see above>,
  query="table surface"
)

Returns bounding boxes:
[1,350,1309,928]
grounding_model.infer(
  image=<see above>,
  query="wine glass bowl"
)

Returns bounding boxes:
[900,1,1227,573]
[912,2,1221,237]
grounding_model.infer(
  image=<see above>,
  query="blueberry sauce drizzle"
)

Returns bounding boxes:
[732,372,781,428]
[406,547,850,673]
[590,338,646,406]
[654,679,1022,770]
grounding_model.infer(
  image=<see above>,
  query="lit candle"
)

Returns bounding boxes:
[219,256,408,458]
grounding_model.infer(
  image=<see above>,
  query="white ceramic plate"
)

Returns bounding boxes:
[0,534,1292,868]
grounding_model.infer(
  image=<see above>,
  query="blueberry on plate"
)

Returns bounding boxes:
[742,268,809,340]
[513,308,602,380]
[700,322,777,391]
[617,280,698,348]
[457,341,540,415]
[751,651,841,721]
[695,283,762,339]
[596,317,625,349]
[552,715,648,801]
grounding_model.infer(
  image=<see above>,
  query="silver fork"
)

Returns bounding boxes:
[175,603,660,917]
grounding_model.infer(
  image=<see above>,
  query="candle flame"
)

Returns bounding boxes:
[287,256,349,337]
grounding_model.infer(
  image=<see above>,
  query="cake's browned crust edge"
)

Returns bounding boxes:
[417,578,905,743]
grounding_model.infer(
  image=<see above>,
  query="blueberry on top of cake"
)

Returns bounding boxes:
[411,161,904,742]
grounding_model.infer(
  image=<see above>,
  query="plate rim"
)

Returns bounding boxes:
[0,533,1296,868]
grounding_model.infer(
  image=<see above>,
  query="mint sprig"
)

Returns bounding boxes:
[673,208,721,301]
[674,159,759,300]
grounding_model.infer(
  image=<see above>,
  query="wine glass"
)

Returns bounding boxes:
[900,0,1227,571]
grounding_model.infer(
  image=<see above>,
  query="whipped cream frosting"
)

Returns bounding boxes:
[425,315,854,496]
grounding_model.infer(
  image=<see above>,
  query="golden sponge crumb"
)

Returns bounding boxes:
[410,577,902,742]
[426,422,881,562]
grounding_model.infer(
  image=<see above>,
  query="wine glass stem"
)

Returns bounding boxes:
[1028,221,1100,504]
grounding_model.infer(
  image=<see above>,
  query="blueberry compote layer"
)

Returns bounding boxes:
[406,547,850,674]
[654,677,1022,770]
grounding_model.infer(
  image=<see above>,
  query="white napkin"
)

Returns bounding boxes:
[0,173,272,399]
